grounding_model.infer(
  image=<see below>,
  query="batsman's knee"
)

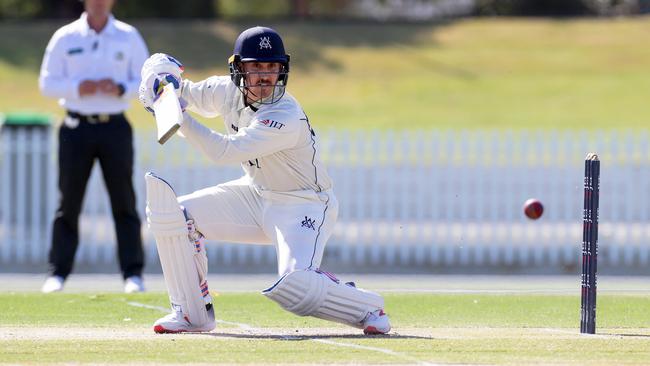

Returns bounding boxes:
[145,172,187,238]
[262,269,384,328]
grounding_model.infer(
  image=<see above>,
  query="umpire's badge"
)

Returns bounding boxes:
[259,36,272,49]
[63,116,79,129]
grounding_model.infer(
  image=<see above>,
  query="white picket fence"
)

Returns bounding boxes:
[2,127,650,273]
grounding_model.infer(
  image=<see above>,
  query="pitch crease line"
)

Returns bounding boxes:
[127,301,436,365]
[312,339,443,366]
[539,328,623,339]
[127,301,255,330]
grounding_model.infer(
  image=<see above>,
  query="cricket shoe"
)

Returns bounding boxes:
[153,305,216,334]
[362,309,391,335]
[124,276,145,293]
[41,276,64,293]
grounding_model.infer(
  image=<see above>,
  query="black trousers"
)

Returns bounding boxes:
[48,113,144,279]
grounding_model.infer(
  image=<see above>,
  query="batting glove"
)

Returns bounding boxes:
[139,53,184,113]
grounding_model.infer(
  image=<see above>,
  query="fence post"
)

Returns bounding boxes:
[0,113,52,268]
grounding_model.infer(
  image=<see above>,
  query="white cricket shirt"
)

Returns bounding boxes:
[39,12,148,114]
[178,76,333,193]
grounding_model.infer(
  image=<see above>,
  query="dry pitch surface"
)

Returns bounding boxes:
[2,275,650,365]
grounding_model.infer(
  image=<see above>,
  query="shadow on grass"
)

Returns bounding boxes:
[198,332,433,340]
[610,333,650,338]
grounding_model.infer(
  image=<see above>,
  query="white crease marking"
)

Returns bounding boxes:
[539,328,627,339]
[127,301,168,313]
[374,289,650,295]
[126,301,255,330]
[312,338,440,366]
[127,301,437,365]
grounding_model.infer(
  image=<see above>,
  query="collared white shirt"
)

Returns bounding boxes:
[178,76,333,193]
[39,12,149,114]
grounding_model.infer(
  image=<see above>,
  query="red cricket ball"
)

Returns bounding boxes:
[523,198,544,220]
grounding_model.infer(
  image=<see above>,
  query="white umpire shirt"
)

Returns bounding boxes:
[178,76,333,194]
[39,12,148,115]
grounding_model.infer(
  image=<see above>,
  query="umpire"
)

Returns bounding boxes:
[38,0,148,293]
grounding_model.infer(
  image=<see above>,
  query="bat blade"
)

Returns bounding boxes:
[152,83,183,145]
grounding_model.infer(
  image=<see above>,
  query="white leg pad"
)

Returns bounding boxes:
[145,172,211,326]
[262,269,384,328]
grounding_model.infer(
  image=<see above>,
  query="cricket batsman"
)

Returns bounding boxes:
[138,26,391,335]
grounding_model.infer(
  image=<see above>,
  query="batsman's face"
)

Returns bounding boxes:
[242,62,281,102]
[85,0,114,17]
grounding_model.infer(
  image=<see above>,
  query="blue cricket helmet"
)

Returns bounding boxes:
[233,26,290,64]
[229,26,290,105]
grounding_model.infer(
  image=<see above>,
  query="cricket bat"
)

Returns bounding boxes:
[152,83,183,145]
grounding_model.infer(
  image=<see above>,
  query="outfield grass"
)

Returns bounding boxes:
[1,18,649,130]
[2,292,650,364]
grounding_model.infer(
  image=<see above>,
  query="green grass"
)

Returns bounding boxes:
[1,18,650,130]
[2,292,650,364]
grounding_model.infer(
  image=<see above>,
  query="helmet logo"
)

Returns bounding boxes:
[259,36,272,50]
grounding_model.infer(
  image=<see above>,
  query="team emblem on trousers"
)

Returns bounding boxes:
[301,216,316,230]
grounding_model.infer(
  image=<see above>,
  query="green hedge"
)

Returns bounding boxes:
[0,0,219,19]
[475,0,590,16]
[1,0,641,19]
[114,0,217,19]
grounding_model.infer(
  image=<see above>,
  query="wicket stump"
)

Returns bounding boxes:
[580,153,600,334]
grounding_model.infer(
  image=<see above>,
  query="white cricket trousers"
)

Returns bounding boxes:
[178,177,338,276]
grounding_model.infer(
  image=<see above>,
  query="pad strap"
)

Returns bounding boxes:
[145,172,211,326]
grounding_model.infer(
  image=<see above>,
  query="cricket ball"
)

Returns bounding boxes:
[523,198,544,220]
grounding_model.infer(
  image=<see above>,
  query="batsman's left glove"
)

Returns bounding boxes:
[139,53,184,113]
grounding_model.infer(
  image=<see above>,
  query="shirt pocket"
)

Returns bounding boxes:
[64,46,89,79]
[108,41,130,80]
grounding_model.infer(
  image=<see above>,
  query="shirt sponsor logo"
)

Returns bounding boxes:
[247,158,260,169]
[260,119,284,130]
